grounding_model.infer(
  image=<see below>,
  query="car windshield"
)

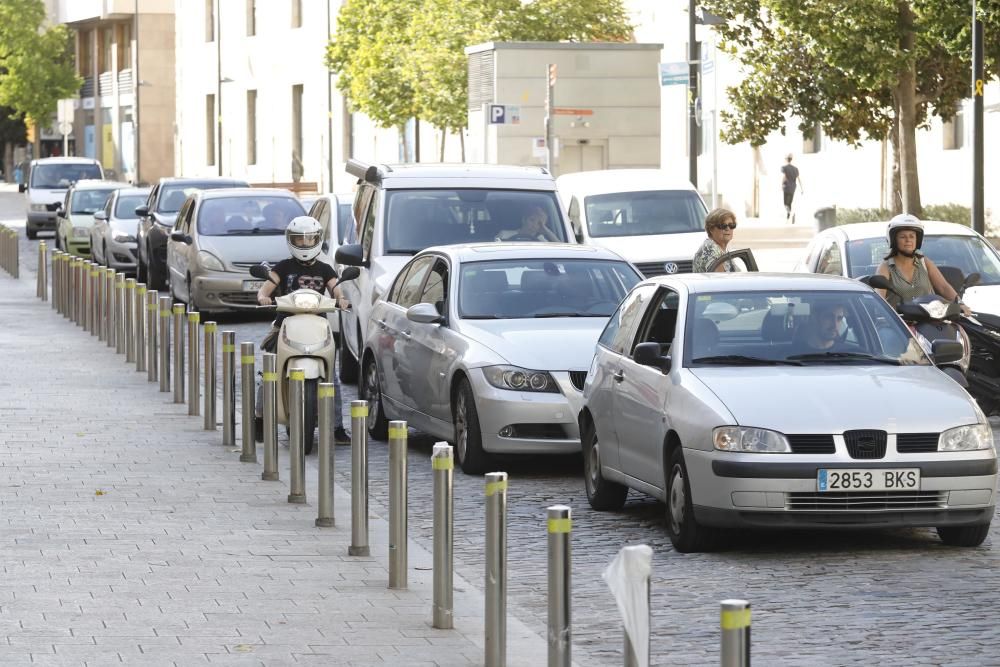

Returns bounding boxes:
[71,189,117,214]
[684,289,929,367]
[846,233,1000,286]
[584,190,706,238]
[384,189,567,254]
[459,258,641,319]
[115,194,147,219]
[31,164,102,189]
[158,182,244,213]
[196,196,305,236]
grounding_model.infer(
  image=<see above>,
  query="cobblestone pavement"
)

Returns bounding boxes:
[6,186,1000,666]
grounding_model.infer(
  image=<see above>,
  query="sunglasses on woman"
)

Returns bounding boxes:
[713,222,737,230]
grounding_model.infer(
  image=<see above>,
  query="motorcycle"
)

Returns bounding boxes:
[249,263,359,453]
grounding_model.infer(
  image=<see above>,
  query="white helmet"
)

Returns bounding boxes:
[886,213,924,251]
[286,215,323,262]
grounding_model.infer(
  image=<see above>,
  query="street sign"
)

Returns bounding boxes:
[58,121,73,136]
[488,104,520,125]
[553,108,593,116]
[660,60,714,86]
[548,63,558,87]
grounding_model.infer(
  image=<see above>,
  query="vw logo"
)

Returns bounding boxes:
[663,262,679,274]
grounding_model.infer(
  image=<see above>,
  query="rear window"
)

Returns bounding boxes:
[584,190,706,238]
[31,163,102,189]
[384,189,567,254]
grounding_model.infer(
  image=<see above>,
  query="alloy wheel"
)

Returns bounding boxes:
[454,391,468,462]
[586,436,601,494]
[668,464,686,535]
[364,360,381,422]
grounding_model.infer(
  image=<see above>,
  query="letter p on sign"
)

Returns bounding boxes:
[489,104,506,124]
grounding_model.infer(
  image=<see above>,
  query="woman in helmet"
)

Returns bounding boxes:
[875,214,970,314]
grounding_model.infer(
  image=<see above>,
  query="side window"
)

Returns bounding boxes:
[420,260,448,314]
[104,194,114,217]
[359,191,378,259]
[353,184,374,239]
[388,264,413,304]
[598,284,657,354]
[396,256,434,308]
[568,196,582,239]
[147,185,159,208]
[177,200,194,232]
[817,240,843,275]
[633,288,680,355]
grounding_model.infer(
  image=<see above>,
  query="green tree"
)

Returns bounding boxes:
[702,0,1000,215]
[0,0,80,132]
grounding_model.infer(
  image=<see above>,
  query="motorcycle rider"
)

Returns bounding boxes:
[875,214,971,315]
[255,215,350,445]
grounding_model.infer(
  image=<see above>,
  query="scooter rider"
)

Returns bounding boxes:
[255,215,350,444]
[875,214,971,315]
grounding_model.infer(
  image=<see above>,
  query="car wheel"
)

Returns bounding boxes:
[453,378,490,475]
[26,226,37,240]
[361,354,389,441]
[665,447,719,553]
[582,421,628,511]
[937,523,991,547]
[147,250,166,290]
[338,317,359,384]
[102,241,109,267]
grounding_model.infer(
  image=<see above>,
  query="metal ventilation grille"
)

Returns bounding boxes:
[787,434,836,454]
[569,371,587,391]
[467,50,495,111]
[897,433,939,454]
[844,429,887,459]
[786,491,946,512]
[634,260,693,277]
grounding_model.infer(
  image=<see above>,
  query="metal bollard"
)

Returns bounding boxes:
[316,382,336,527]
[135,284,147,372]
[239,342,256,462]
[114,274,126,348]
[37,242,47,300]
[124,278,136,358]
[485,471,508,666]
[90,264,100,336]
[105,269,116,347]
[221,331,236,445]
[261,353,278,478]
[287,368,306,503]
[76,260,85,325]
[348,401,370,556]
[187,312,200,416]
[83,262,93,331]
[158,295,172,392]
[720,600,751,667]
[203,322,217,429]
[172,304,185,404]
[432,442,454,629]
[388,421,408,589]
[547,504,572,667]
[97,268,107,342]
[146,290,159,381]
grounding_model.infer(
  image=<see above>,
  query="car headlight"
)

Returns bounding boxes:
[482,365,559,393]
[197,250,225,271]
[30,203,47,212]
[939,424,994,452]
[73,227,89,239]
[714,426,791,453]
[112,230,136,243]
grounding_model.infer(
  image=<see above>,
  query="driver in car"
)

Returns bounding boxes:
[795,302,849,352]
[496,205,560,242]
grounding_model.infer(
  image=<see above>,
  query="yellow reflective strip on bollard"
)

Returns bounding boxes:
[289,370,305,381]
[351,404,369,418]
[138,287,146,295]
[431,456,453,471]
[262,372,278,382]
[147,303,157,311]
[188,312,199,322]
[127,282,135,289]
[160,310,170,317]
[222,344,235,352]
[720,608,751,630]
[318,386,335,398]
[388,426,407,439]
[172,305,184,314]
[547,517,572,533]
[205,323,217,332]
[485,479,508,496]
[241,355,254,364]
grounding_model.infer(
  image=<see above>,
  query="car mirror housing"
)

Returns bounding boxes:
[94,210,108,221]
[335,243,366,267]
[406,302,445,325]
[633,341,670,372]
[18,183,26,193]
[169,230,192,244]
[931,339,964,365]
[134,205,149,217]
[859,274,893,292]
[248,263,270,280]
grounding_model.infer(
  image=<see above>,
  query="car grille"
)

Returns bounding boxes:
[569,371,588,391]
[218,292,258,306]
[787,434,835,454]
[786,491,946,512]
[844,429,886,459]
[897,433,939,454]
[634,260,693,277]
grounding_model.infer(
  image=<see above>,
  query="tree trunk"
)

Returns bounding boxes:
[894,1,922,216]
[2,143,11,184]
[439,129,446,162]
[459,128,465,162]
[415,118,421,162]
[889,115,902,215]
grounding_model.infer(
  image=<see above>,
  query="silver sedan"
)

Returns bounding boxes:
[360,243,642,474]
[580,272,997,551]
[91,187,150,273]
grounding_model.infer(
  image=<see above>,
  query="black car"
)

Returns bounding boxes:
[136,177,249,289]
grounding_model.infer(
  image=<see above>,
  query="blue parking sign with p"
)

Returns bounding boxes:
[489,104,506,124]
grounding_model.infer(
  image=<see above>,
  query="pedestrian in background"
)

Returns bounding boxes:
[693,207,738,272]
[781,153,804,221]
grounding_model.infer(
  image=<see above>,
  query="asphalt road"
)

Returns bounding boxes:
[5,185,1000,666]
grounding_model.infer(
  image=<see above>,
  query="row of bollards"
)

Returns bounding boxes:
[38,250,751,667]
[0,225,19,277]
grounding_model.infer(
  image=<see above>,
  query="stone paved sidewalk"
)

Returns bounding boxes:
[0,261,552,665]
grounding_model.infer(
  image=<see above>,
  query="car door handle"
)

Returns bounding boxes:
[375,319,387,330]
[400,330,412,339]
[612,370,624,383]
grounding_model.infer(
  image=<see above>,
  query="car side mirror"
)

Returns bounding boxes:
[56,207,65,217]
[18,183,26,193]
[94,210,108,221]
[169,230,192,244]
[321,241,330,253]
[931,339,964,365]
[248,263,270,280]
[964,272,981,290]
[335,243,366,267]
[406,302,445,325]
[859,274,893,292]
[633,341,670,373]
[135,205,149,217]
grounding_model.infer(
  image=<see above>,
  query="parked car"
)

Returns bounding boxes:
[336,160,574,384]
[136,177,250,290]
[556,169,709,277]
[164,188,305,314]
[580,272,996,552]
[22,157,104,240]
[362,242,642,474]
[795,220,1000,316]
[307,193,356,339]
[55,180,130,258]
[91,187,151,273]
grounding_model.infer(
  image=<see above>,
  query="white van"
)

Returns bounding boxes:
[556,169,708,277]
[21,157,104,239]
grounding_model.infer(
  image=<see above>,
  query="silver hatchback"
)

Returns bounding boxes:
[580,272,997,551]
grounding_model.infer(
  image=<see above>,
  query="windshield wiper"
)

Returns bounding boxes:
[462,314,502,320]
[224,228,281,235]
[692,354,803,366]
[532,312,588,318]
[786,351,901,365]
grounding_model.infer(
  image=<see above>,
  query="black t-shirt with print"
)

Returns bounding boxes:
[271,257,337,297]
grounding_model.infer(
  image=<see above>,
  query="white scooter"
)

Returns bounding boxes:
[250,264,359,453]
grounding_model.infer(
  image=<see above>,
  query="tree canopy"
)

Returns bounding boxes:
[326,0,633,137]
[702,0,1000,214]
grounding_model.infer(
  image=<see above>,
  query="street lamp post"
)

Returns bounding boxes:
[687,0,700,188]
[216,0,223,177]
[972,0,985,235]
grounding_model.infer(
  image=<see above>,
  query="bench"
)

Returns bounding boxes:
[250,181,319,196]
